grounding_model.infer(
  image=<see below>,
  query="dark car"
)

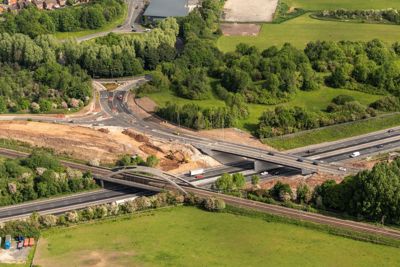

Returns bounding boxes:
[388,129,394,133]
[377,144,384,148]
[268,152,274,156]
[312,161,319,165]
[297,158,304,162]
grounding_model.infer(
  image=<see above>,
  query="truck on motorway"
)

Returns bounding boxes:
[190,169,204,176]
[350,151,361,158]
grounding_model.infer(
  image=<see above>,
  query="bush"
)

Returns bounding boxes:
[202,197,226,212]
[270,181,293,202]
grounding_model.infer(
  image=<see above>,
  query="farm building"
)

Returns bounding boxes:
[143,0,199,23]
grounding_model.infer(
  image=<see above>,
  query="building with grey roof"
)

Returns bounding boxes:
[143,0,199,23]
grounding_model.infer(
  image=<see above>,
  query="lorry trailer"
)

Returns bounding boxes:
[190,169,204,176]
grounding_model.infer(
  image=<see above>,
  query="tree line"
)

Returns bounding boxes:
[316,9,400,25]
[0,151,97,206]
[257,95,377,138]
[0,0,125,38]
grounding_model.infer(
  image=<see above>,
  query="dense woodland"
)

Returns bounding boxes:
[0,151,97,206]
[0,18,178,113]
[0,0,125,38]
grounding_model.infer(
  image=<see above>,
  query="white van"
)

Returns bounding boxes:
[350,151,361,158]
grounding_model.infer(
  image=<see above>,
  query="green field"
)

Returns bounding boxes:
[265,113,400,150]
[145,87,382,130]
[286,0,400,10]
[33,206,400,267]
[217,14,400,51]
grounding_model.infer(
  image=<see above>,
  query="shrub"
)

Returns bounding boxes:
[202,197,226,212]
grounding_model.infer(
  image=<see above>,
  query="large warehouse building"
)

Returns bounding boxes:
[143,0,198,23]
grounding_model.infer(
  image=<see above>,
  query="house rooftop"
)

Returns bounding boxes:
[143,0,189,18]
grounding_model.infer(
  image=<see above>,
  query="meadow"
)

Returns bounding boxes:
[217,14,400,52]
[33,206,400,267]
[286,0,400,10]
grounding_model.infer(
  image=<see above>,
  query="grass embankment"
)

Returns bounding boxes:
[265,113,400,150]
[217,14,400,51]
[34,206,400,267]
[285,0,400,10]
[53,4,127,40]
[145,87,382,131]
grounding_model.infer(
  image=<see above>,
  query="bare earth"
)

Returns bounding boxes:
[222,0,278,22]
[221,23,261,36]
[34,238,136,267]
[259,172,345,192]
[0,121,219,172]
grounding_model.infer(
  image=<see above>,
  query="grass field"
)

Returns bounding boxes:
[217,14,400,51]
[286,0,400,10]
[33,206,400,267]
[145,87,382,130]
[265,113,400,150]
[53,6,127,40]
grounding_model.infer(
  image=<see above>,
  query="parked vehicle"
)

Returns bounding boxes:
[338,167,347,171]
[28,238,35,247]
[23,239,29,247]
[190,169,204,176]
[5,235,11,250]
[350,151,361,158]
[260,171,268,176]
[17,242,23,250]
[195,175,204,179]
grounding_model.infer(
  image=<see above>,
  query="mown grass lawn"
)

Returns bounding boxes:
[217,14,400,52]
[145,87,382,131]
[34,206,400,267]
[285,0,400,10]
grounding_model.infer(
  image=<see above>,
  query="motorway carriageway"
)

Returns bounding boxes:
[0,185,149,222]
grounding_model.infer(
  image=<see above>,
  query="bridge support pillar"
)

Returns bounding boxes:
[100,180,104,188]
[301,169,315,175]
[253,160,280,172]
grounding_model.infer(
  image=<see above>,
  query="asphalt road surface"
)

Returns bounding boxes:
[0,185,149,221]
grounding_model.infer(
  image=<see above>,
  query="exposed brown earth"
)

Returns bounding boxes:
[0,121,219,172]
[221,23,261,36]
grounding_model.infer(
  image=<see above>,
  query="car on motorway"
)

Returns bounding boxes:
[297,158,304,162]
[268,152,274,156]
[350,151,361,158]
[195,175,204,179]
[377,144,384,148]
[388,129,394,133]
[312,161,319,165]
[260,171,268,176]
[338,167,347,172]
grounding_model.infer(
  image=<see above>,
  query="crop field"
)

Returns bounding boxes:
[285,0,400,10]
[217,14,400,51]
[146,87,382,131]
[33,206,400,267]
